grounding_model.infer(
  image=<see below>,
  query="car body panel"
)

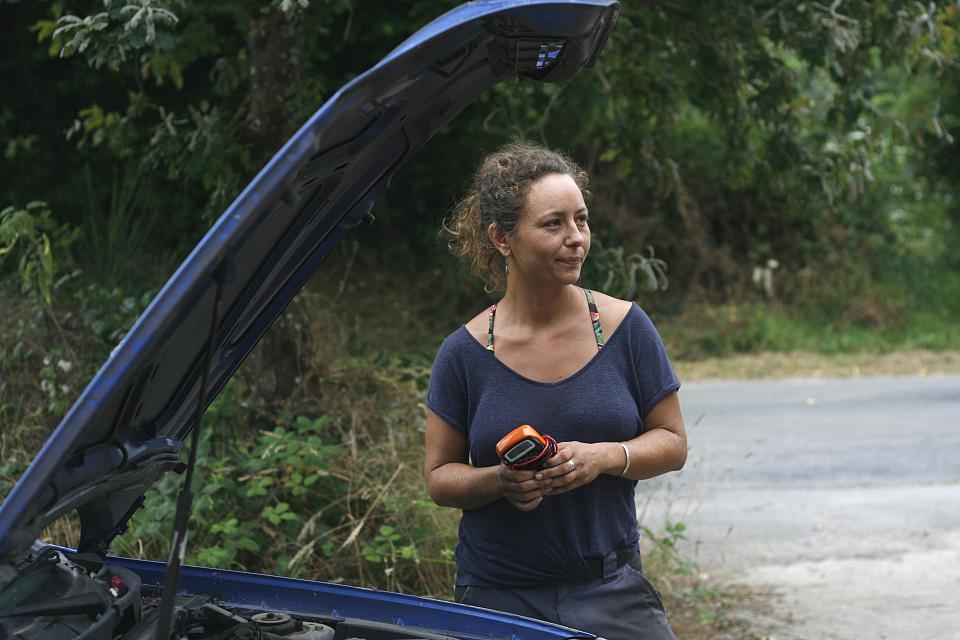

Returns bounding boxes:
[108,556,593,640]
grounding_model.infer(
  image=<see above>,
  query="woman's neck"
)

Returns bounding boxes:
[497,280,583,328]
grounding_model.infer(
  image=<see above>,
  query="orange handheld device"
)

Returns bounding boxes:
[495,425,558,470]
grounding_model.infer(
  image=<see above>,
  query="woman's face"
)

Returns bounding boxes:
[506,172,590,288]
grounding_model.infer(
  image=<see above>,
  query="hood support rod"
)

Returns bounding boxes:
[155,261,229,640]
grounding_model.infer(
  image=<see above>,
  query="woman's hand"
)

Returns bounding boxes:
[537,441,620,495]
[497,464,552,511]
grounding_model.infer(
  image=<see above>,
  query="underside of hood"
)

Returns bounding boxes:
[0,0,619,570]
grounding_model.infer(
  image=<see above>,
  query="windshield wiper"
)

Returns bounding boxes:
[13,548,60,578]
[155,261,230,640]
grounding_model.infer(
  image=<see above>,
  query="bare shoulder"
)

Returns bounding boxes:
[463,304,493,346]
[587,289,634,337]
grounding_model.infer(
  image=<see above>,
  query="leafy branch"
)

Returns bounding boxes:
[51,0,179,71]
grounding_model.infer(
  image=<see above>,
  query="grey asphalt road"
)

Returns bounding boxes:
[639,374,960,640]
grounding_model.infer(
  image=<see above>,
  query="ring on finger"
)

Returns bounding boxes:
[567,459,576,470]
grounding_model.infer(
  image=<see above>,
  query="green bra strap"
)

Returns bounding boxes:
[584,289,605,350]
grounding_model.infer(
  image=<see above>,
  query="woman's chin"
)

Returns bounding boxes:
[554,269,582,286]
[520,266,582,288]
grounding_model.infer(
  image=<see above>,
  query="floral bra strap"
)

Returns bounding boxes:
[485,290,605,353]
[486,304,497,351]
[584,289,605,350]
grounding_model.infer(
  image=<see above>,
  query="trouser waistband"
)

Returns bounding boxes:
[565,545,637,584]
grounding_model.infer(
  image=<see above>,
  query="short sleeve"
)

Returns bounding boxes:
[630,305,681,421]
[426,331,469,434]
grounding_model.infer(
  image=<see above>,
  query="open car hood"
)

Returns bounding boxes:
[0,0,619,567]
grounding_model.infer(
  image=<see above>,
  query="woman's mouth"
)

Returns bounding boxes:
[558,257,581,265]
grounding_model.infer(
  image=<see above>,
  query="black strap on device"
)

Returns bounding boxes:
[155,262,228,640]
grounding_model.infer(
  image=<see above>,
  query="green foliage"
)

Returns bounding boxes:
[5,0,960,306]
[660,296,960,360]
[361,524,420,592]
[642,520,698,578]
[109,351,458,595]
[144,102,252,215]
[585,241,669,301]
[368,352,433,393]
[480,1,960,297]
[77,283,156,343]
[51,1,180,74]
[0,202,59,304]
[116,395,345,573]
[80,163,152,286]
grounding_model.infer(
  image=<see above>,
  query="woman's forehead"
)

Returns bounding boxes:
[524,173,586,213]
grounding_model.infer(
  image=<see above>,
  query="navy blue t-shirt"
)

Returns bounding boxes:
[426,303,681,587]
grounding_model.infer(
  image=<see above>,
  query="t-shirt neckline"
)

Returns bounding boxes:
[458,303,638,387]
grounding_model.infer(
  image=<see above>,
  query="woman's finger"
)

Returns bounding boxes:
[538,456,576,480]
[500,466,536,481]
[546,467,588,493]
[504,479,547,498]
[544,447,574,466]
[499,472,553,500]
[545,469,577,490]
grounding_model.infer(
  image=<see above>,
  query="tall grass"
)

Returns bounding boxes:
[80,163,153,286]
[655,250,960,360]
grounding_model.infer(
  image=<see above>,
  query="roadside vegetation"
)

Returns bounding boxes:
[3,2,960,638]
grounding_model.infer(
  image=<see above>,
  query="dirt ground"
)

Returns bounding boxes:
[663,578,770,640]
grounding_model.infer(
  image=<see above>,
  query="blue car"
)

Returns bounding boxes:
[0,1,620,639]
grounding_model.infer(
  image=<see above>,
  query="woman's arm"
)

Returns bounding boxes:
[424,408,552,511]
[620,390,687,480]
[537,391,687,493]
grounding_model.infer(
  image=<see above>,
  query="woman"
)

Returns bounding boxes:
[424,142,686,640]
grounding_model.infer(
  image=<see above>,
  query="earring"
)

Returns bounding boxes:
[504,255,509,274]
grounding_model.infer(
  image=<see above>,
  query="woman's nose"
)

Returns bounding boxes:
[564,222,584,245]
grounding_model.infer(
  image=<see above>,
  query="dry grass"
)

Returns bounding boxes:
[675,349,960,382]
[664,581,771,640]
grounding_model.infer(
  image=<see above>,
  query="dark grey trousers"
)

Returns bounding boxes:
[454,555,677,640]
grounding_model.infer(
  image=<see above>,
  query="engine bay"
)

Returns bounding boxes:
[0,545,459,640]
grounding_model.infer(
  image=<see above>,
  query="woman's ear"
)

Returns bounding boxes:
[488,222,511,257]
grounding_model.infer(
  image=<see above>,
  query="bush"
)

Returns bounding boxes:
[111,302,458,596]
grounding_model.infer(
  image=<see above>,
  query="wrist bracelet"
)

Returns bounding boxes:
[618,442,631,477]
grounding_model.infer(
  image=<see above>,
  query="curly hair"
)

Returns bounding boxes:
[443,141,590,293]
